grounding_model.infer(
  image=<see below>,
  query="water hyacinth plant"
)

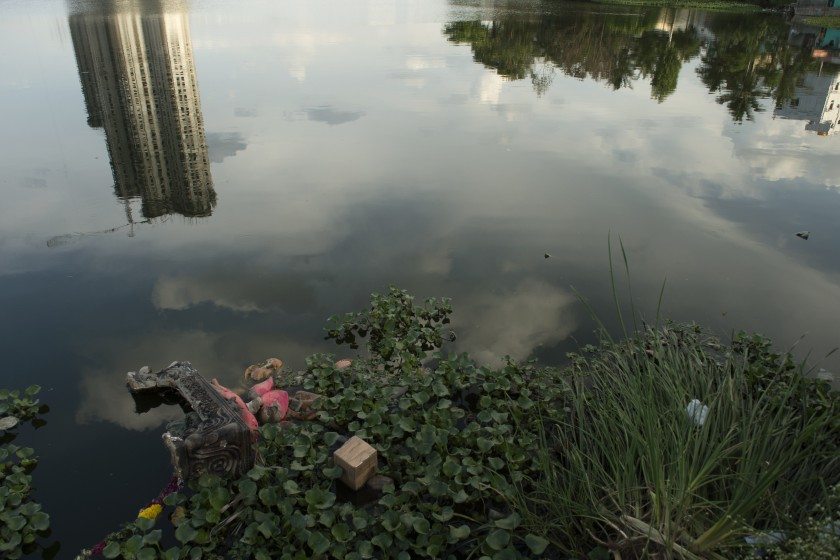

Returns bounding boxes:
[0,385,53,560]
[95,289,558,559]
[0,385,43,425]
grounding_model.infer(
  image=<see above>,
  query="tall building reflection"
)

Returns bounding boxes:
[69,0,215,219]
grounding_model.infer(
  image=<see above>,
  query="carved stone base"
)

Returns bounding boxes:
[126,362,256,480]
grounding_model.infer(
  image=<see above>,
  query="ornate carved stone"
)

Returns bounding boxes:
[126,362,256,480]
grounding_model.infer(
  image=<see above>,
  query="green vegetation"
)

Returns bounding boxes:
[802,15,840,27]
[590,0,759,11]
[760,484,840,560]
[0,385,43,421]
[0,385,52,560]
[511,326,838,558]
[93,287,838,559]
[325,288,454,371]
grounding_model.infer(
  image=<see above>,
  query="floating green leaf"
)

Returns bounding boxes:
[493,512,521,530]
[449,524,470,541]
[525,534,549,555]
[305,488,336,510]
[308,531,331,555]
[485,529,510,551]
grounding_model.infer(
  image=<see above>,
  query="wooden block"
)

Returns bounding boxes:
[334,436,377,491]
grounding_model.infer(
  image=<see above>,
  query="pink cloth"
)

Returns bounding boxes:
[251,376,275,397]
[261,389,290,419]
[211,379,259,430]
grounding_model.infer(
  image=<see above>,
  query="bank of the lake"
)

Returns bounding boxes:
[591,0,762,11]
[802,15,840,26]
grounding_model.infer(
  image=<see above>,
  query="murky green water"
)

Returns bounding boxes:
[1,0,839,553]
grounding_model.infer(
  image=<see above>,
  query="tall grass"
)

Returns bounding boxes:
[509,242,838,558]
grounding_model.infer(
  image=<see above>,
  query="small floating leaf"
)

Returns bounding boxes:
[102,542,121,559]
[308,531,331,555]
[485,529,510,550]
[449,524,470,541]
[0,416,19,430]
[494,512,521,530]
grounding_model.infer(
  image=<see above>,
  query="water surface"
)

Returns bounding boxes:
[1,0,839,553]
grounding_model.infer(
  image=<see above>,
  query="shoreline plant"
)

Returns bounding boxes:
[510,324,838,559]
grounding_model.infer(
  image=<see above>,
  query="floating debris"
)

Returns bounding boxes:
[244,357,283,382]
[260,389,290,422]
[246,396,262,414]
[126,363,258,479]
[334,436,378,491]
[248,376,275,399]
[816,369,835,383]
[245,375,291,424]
[744,531,786,547]
[686,399,709,426]
[211,378,259,430]
[544,253,550,259]
[796,231,810,240]
[288,390,322,420]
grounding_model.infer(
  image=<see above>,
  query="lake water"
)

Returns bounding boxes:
[1,0,839,554]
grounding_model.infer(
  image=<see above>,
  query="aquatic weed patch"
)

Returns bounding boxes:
[0,385,52,559]
[94,288,562,559]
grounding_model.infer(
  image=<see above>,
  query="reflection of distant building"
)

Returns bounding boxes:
[775,71,840,135]
[653,8,713,41]
[794,0,840,19]
[819,28,840,50]
[69,0,215,219]
[790,23,840,52]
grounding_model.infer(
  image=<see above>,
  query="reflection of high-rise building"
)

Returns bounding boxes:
[653,8,713,41]
[69,0,215,218]
[775,70,840,136]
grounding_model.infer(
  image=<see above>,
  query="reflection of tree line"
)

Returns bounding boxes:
[445,10,835,122]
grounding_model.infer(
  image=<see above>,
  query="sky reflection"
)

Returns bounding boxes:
[0,0,839,552]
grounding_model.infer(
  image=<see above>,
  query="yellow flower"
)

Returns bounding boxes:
[137,503,163,520]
